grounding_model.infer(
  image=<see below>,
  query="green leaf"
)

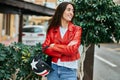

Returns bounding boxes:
[73,0,120,46]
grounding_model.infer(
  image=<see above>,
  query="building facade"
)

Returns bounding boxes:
[28,0,57,26]
[0,0,56,42]
[0,14,19,42]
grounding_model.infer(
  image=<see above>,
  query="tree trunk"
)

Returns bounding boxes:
[83,44,95,80]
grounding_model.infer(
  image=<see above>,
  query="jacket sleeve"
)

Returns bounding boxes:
[42,30,62,58]
[52,27,82,56]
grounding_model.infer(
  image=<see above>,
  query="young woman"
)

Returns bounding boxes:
[42,2,82,80]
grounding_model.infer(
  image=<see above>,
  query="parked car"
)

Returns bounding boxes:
[22,25,46,46]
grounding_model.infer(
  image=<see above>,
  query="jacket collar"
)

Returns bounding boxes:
[68,22,74,31]
[53,22,74,32]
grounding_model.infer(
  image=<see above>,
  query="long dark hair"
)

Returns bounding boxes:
[47,2,75,32]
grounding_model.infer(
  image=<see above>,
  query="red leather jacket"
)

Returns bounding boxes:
[42,22,82,63]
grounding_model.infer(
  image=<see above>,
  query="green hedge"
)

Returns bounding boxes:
[0,42,47,80]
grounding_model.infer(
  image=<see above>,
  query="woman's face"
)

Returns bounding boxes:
[62,4,74,22]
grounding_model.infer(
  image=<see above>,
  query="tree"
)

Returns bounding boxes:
[72,0,120,80]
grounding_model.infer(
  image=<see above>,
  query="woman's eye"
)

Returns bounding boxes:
[66,8,74,12]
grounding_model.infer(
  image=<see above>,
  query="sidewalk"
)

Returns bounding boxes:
[100,43,120,52]
[0,37,18,46]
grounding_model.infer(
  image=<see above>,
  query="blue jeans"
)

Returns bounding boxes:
[47,63,77,80]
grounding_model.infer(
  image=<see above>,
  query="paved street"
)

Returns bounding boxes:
[93,43,120,80]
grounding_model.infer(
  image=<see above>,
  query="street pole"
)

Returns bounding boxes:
[18,14,23,42]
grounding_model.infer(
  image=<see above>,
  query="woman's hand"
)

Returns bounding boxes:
[50,44,55,48]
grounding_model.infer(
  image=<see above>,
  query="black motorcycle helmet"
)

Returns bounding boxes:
[31,54,53,76]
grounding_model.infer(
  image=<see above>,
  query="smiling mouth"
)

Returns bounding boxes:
[68,15,73,19]
[68,16,73,20]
